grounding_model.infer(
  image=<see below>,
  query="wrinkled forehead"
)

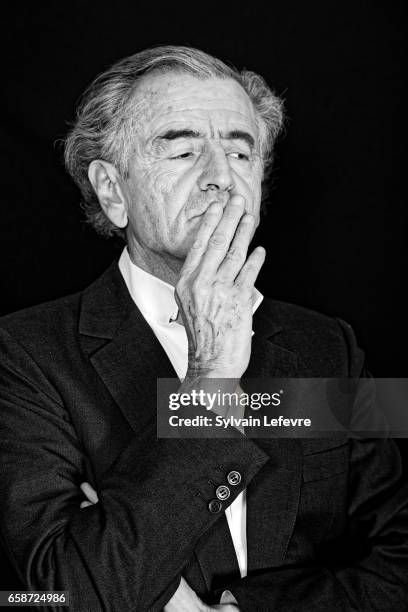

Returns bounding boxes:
[129,71,259,140]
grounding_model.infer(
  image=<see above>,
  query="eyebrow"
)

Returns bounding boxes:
[224,130,255,149]
[155,128,255,149]
[156,129,201,141]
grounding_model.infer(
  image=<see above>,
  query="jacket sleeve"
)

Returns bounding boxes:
[0,327,269,611]
[220,319,408,611]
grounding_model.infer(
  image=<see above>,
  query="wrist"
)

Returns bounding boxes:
[178,375,242,418]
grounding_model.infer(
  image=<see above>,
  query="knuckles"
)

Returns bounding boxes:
[224,247,244,263]
[192,237,205,250]
[208,233,227,249]
[177,275,206,294]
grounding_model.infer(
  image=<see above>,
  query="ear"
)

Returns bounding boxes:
[88,160,128,228]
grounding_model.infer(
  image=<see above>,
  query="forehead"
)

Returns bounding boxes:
[130,71,259,138]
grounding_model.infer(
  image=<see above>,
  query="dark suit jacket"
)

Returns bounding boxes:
[0,260,407,611]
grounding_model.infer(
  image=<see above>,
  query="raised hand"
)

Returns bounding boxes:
[175,195,265,381]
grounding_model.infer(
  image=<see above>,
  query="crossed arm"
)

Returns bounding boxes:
[79,483,238,611]
[2,324,408,611]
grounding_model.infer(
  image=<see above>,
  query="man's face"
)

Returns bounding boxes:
[122,71,264,260]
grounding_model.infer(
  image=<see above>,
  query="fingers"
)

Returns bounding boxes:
[80,501,93,509]
[199,195,245,275]
[217,212,254,281]
[163,576,209,612]
[234,246,266,289]
[80,481,99,504]
[181,202,223,274]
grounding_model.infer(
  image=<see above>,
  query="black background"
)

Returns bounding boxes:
[0,0,406,590]
[1,1,406,375]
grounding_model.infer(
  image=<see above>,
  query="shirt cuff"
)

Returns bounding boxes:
[220,589,239,605]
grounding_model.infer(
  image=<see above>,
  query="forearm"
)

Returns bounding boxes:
[2,432,268,611]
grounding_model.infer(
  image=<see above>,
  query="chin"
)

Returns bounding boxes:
[168,244,191,261]
[168,227,198,259]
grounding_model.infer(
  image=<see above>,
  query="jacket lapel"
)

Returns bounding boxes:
[246,299,299,378]
[79,261,176,435]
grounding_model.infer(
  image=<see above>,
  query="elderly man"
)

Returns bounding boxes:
[0,45,407,611]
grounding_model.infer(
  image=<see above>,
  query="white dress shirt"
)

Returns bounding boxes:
[118,247,263,589]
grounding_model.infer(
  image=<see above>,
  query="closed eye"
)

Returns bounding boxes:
[171,151,195,160]
[228,152,250,161]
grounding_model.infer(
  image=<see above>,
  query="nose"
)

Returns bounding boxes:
[198,144,234,193]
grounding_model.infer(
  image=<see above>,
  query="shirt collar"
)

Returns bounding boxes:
[118,246,263,325]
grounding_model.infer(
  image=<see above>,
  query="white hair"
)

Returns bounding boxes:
[64,45,284,238]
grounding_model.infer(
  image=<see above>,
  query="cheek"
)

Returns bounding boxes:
[127,166,180,222]
[155,169,179,195]
[141,165,178,199]
[232,163,263,214]
[146,165,198,223]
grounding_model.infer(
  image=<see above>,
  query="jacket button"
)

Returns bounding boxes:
[208,499,223,513]
[216,485,231,500]
[227,470,242,486]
